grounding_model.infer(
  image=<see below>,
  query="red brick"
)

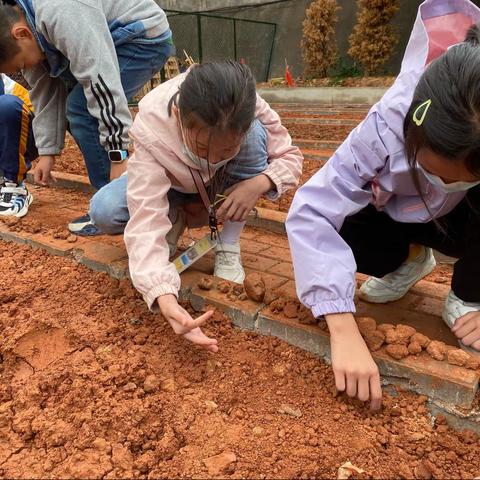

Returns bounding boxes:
[416,296,444,318]
[244,268,288,291]
[242,252,280,272]
[240,239,270,255]
[274,280,298,300]
[188,255,214,275]
[267,262,294,279]
[254,232,290,249]
[80,241,128,264]
[247,208,286,235]
[410,280,450,301]
[259,245,292,262]
[240,227,261,240]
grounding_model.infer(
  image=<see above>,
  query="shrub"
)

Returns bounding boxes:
[301,0,340,78]
[348,0,400,75]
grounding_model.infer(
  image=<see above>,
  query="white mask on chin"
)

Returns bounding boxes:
[182,144,235,171]
[418,164,480,193]
[180,121,236,171]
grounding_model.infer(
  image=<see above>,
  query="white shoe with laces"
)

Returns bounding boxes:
[214,242,245,283]
[0,181,33,218]
[359,246,436,303]
[443,290,480,356]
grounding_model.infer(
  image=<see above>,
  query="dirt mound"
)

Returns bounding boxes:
[0,242,479,479]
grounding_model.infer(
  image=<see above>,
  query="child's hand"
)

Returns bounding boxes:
[216,174,274,223]
[33,156,57,186]
[158,294,218,352]
[452,311,480,351]
[326,313,382,411]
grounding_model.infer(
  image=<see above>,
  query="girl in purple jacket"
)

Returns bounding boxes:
[287,0,480,410]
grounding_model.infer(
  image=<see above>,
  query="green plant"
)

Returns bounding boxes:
[348,0,400,75]
[327,57,361,85]
[301,0,340,78]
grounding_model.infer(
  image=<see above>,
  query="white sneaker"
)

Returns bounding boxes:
[443,290,480,355]
[214,242,245,283]
[359,246,436,303]
[0,181,33,218]
[167,209,186,259]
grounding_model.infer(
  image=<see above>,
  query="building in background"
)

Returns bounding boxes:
[159,0,480,79]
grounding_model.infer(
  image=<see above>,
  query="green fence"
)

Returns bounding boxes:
[165,10,277,82]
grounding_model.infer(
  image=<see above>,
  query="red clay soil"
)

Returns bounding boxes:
[283,123,354,142]
[258,157,325,212]
[53,134,88,178]
[425,264,453,284]
[0,241,479,479]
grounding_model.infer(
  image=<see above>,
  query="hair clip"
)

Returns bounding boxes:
[413,99,432,126]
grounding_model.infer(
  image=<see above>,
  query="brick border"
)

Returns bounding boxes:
[26,173,288,236]
[181,273,479,410]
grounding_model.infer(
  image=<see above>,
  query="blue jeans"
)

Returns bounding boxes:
[90,119,268,234]
[66,39,175,190]
[0,95,37,183]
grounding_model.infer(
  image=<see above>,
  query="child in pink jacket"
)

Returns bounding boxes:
[89,60,303,351]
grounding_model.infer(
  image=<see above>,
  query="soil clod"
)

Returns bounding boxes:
[243,273,266,302]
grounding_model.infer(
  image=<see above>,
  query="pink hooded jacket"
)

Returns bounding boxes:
[124,71,303,310]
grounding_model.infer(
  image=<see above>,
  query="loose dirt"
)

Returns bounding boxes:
[53,134,88,178]
[1,241,480,478]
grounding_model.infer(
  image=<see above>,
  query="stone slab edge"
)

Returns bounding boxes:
[26,172,95,193]
[257,87,388,105]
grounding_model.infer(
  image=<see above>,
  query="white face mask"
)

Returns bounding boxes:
[418,165,480,193]
[182,144,235,171]
[179,118,237,171]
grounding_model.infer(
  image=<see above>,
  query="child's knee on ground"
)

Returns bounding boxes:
[89,177,129,234]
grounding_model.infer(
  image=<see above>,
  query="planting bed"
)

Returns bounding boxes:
[9,101,480,478]
[0,241,479,479]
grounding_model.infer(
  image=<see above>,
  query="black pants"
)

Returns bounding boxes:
[339,187,480,302]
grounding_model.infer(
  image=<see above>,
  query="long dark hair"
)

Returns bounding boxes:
[0,4,21,66]
[405,24,480,177]
[404,24,480,223]
[168,60,257,202]
[168,60,256,136]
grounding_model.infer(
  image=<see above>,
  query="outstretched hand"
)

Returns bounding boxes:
[158,294,218,352]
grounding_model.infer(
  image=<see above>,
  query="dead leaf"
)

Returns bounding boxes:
[337,462,365,480]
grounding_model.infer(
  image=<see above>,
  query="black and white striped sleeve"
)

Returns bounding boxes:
[38,0,132,152]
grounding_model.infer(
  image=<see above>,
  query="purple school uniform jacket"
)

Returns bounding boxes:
[286,0,480,318]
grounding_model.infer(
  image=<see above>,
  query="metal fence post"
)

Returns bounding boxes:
[266,22,277,82]
[233,19,238,62]
[197,14,203,63]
